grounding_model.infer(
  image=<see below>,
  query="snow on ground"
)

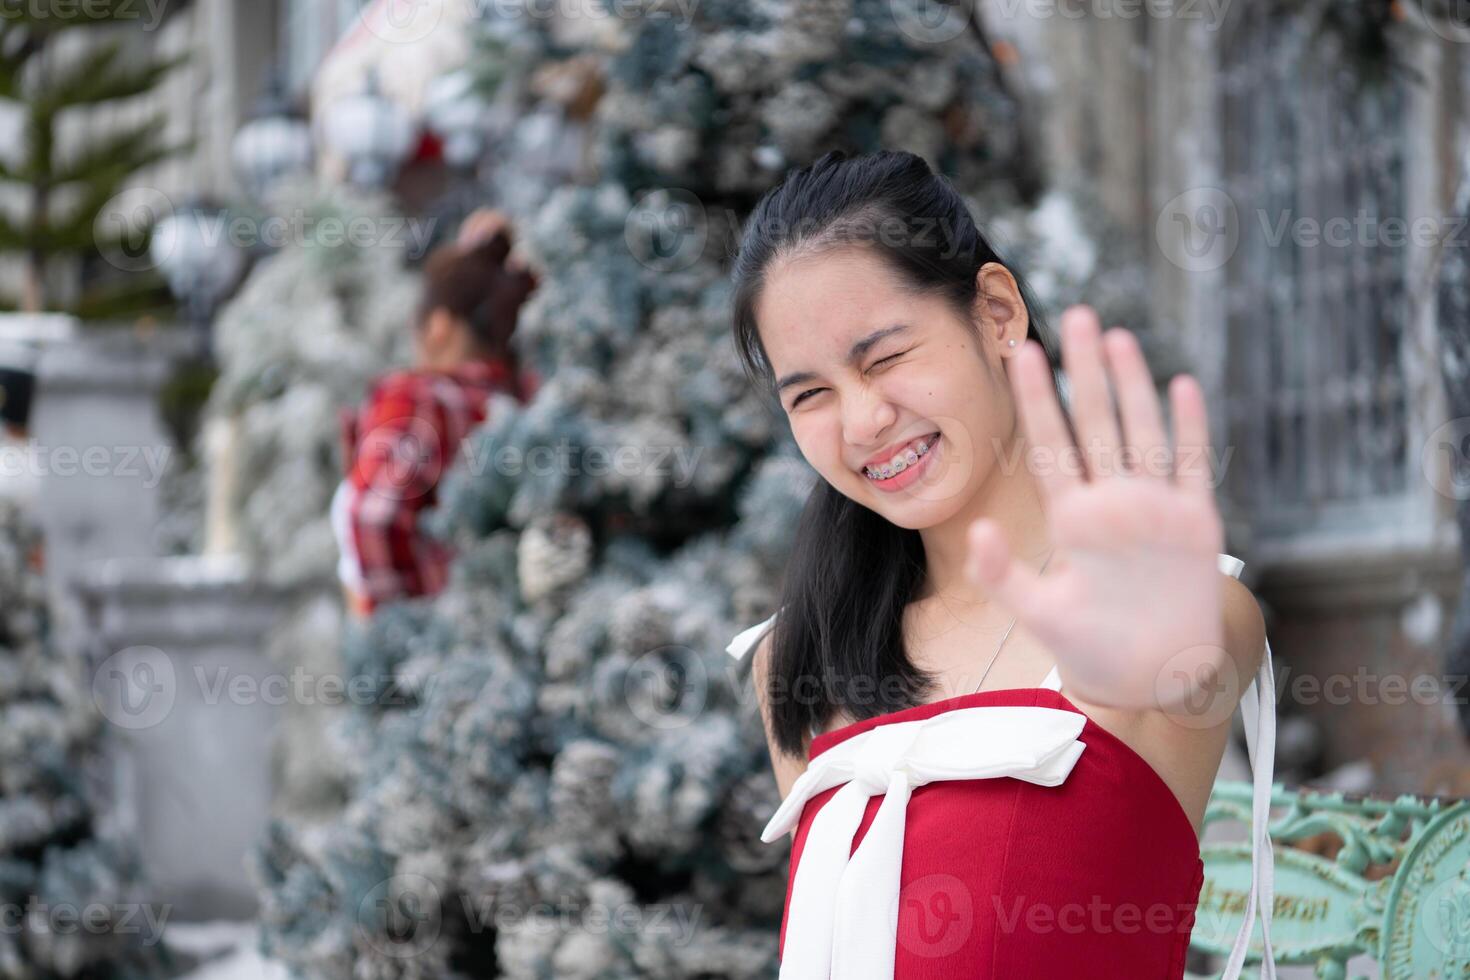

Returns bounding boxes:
[167,921,290,980]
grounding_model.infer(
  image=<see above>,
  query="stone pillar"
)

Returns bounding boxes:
[28,327,186,646]
[74,554,291,921]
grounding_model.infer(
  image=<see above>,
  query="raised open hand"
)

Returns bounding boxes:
[964,305,1228,713]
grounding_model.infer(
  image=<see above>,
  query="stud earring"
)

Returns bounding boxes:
[1007,339,1017,347]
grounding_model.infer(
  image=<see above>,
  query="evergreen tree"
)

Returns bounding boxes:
[0,496,166,978]
[0,0,188,317]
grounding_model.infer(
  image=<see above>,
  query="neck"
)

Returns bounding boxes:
[419,344,510,372]
[915,432,1051,608]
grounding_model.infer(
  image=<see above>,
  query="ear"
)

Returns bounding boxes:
[974,262,1030,350]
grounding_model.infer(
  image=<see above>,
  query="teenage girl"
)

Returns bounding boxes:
[725,149,1278,979]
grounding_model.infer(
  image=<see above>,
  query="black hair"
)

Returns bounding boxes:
[729,148,1063,758]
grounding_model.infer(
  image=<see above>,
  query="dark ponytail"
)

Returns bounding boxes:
[730,149,1062,758]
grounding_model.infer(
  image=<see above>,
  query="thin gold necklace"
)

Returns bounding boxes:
[970,548,1055,694]
[810,549,1057,741]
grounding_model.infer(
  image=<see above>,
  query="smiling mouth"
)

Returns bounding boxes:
[862,431,941,481]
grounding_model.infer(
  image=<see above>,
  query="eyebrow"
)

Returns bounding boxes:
[774,324,912,394]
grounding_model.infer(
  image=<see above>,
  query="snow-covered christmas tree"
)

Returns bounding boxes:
[0,498,164,978]
[244,3,1149,977]
[198,178,422,821]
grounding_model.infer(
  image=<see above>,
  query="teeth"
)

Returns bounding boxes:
[865,435,936,480]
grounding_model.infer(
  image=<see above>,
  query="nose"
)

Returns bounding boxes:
[842,385,898,464]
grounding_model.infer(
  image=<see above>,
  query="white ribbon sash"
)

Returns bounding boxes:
[762,704,1088,980]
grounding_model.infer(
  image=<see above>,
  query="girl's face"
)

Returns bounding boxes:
[756,246,1028,529]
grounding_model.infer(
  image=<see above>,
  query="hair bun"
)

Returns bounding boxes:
[418,224,537,351]
[460,228,512,266]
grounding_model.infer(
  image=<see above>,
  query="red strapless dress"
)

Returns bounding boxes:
[726,552,1279,980]
[780,685,1202,978]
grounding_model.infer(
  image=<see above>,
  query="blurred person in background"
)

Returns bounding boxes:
[332,208,540,617]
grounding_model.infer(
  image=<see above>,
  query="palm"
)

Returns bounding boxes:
[967,306,1225,707]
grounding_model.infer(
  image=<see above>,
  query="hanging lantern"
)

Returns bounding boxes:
[424,69,488,170]
[320,68,417,189]
[231,71,313,201]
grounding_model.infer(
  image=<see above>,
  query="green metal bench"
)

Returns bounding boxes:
[1187,779,1470,979]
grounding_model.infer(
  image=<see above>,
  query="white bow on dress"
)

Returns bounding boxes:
[760,703,1088,980]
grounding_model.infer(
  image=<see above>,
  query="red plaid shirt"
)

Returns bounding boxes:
[334,358,539,612]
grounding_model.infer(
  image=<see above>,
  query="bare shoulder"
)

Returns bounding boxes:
[1063,569,1268,835]
[1137,569,1266,727]
[751,630,809,804]
[1220,571,1267,696]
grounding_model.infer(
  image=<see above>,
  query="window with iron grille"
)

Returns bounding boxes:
[1217,13,1412,538]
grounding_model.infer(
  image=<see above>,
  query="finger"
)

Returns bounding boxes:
[1168,373,1216,498]
[965,519,1054,624]
[1102,327,1169,480]
[1009,337,1083,502]
[1059,306,1123,480]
